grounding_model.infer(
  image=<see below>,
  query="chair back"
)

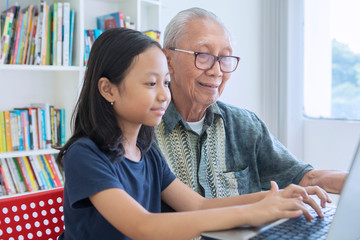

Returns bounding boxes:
[0,187,64,240]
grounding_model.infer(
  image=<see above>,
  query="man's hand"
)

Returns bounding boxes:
[299,170,348,194]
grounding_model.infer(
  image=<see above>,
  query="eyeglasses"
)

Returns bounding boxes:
[169,47,240,73]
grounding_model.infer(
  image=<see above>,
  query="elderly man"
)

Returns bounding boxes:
[154,7,346,200]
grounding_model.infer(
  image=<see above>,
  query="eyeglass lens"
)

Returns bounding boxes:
[196,53,238,72]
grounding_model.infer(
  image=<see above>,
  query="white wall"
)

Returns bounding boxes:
[161,0,263,116]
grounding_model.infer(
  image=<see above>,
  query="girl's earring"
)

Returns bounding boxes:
[110,102,114,106]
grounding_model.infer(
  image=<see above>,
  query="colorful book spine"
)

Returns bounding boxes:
[0,158,16,194]
[50,154,63,185]
[44,154,62,187]
[40,4,49,65]
[30,103,51,148]
[50,105,55,146]
[15,156,33,192]
[0,111,6,152]
[57,2,63,66]
[0,159,14,194]
[60,108,65,145]
[37,155,54,188]
[22,156,39,191]
[68,9,75,66]
[4,111,12,152]
[21,5,34,64]
[9,111,20,151]
[34,1,46,65]
[27,11,38,65]
[16,9,28,64]
[0,11,14,64]
[52,2,58,65]
[28,155,46,190]
[6,157,26,193]
[62,2,70,66]
[11,12,24,64]
[46,4,52,65]
[12,157,27,192]
[30,108,38,150]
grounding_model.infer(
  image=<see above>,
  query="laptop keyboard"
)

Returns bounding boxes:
[250,206,336,240]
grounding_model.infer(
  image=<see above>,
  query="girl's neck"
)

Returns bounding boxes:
[124,144,142,162]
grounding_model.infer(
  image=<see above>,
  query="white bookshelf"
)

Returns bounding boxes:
[0,0,161,192]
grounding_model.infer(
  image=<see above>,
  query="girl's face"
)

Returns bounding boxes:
[113,46,171,129]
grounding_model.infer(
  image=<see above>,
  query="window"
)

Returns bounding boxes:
[304,0,360,120]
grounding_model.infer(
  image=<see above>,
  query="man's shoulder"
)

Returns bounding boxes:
[215,101,259,121]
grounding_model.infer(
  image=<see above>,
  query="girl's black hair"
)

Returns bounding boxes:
[56,28,161,168]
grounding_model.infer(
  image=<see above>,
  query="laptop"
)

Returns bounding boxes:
[201,140,360,240]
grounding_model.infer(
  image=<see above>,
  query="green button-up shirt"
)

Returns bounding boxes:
[154,101,313,198]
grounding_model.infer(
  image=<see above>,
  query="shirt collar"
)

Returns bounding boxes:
[162,100,224,134]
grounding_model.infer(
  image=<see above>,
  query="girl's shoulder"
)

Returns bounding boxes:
[67,137,101,154]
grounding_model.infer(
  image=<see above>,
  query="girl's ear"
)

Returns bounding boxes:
[98,77,116,103]
[163,49,174,75]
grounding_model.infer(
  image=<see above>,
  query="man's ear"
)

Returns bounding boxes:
[98,77,116,103]
[163,48,175,75]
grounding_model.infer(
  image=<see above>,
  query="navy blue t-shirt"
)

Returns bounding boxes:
[59,137,176,240]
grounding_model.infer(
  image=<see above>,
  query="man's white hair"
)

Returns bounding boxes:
[163,7,230,49]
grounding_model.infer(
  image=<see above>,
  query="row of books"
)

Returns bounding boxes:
[83,28,103,66]
[0,1,75,66]
[0,104,65,153]
[96,11,135,32]
[0,154,63,196]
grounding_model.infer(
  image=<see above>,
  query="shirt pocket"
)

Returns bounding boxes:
[222,166,250,196]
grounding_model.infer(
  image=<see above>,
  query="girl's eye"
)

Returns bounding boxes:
[146,82,156,86]
[164,80,171,86]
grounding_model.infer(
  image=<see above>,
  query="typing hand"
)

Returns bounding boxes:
[279,183,332,221]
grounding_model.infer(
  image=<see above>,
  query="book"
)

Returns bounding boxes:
[83,30,90,65]
[0,158,16,194]
[37,155,55,188]
[59,108,65,145]
[11,157,27,192]
[6,5,21,64]
[25,7,39,65]
[21,4,35,64]
[0,111,6,152]
[28,155,46,190]
[96,11,124,31]
[0,11,14,64]
[50,105,55,146]
[6,157,26,193]
[22,156,39,191]
[14,108,32,151]
[49,154,64,185]
[34,1,46,65]
[52,2,58,65]
[62,2,70,66]
[44,154,62,187]
[12,11,24,64]
[45,4,52,65]
[16,8,29,64]
[40,4,49,65]
[30,108,39,150]
[68,9,75,66]
[57,2,63,66]
[15,156,33,192]
[9,111,20,151]
[30,103,51,148]
[4,111,12,152]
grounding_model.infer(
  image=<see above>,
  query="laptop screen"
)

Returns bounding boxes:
[327,140,360,240]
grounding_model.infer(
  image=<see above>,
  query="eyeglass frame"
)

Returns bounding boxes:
[168,47,240,73]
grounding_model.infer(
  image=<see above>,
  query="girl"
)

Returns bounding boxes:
[56,28,330,240]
